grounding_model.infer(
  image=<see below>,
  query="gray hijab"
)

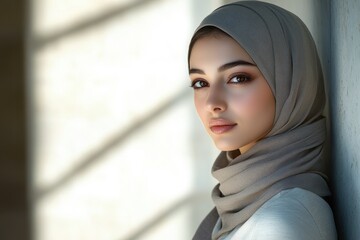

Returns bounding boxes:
[189,1,330,239]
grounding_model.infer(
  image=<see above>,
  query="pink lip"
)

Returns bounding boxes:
[209,118,237,134]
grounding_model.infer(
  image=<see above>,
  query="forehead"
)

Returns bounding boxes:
[189,34,254,68]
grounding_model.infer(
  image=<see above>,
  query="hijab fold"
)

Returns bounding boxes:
[189,1,330,240]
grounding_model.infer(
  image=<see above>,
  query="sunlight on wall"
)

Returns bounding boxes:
[30,0,220,239]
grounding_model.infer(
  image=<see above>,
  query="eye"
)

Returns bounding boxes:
[228,74,251,84]
[190,79,209,89]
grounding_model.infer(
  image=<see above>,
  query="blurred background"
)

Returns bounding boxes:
[29,0,220,239]
[1,0,359,239]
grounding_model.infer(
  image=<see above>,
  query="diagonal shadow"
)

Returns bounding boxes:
[35,88,191,200]
[33,0,161,49]
[119,193,204,240]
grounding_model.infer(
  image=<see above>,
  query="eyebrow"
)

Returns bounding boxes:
[189,60,257,75]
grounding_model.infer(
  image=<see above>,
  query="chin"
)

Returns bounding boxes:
[213,141,240,152]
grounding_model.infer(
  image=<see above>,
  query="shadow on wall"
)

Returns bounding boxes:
[33,0,160,49]
[119,193,210,240]
[0,0,29,239]
[329,0,360,239]
[30,0,217,239]
[35,88,189,200]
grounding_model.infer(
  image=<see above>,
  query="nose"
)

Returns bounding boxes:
[206,85,227,113]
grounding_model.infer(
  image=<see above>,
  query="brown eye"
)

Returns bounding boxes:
[229,75,251,84]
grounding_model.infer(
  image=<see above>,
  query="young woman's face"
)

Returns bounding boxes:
[189,33,275,153]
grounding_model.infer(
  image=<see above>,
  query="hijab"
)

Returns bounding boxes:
[188,1,330,239]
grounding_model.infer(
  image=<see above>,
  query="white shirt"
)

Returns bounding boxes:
[214,188,337,240]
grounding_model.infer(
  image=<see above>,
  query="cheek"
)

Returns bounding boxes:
[194,95,207,122]
[231,84,275,124]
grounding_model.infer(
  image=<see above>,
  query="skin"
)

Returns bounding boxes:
[188,33,275,154]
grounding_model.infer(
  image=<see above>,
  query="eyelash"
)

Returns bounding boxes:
[190,79,208,89]
[190,74,252,89]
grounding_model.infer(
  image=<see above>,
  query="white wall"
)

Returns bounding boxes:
[29,0,221,239]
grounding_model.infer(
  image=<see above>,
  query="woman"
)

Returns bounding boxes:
[187,1,337,240]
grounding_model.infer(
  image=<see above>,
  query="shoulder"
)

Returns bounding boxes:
[226,188,337,240]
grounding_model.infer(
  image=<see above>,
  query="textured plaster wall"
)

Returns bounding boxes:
[330,0,360,239]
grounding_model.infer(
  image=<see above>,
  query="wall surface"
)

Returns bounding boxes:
[0,0,30,239]
[29,0,220,239]
[330,0,360,239]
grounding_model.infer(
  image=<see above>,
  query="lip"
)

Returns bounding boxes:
[209,118,237,134]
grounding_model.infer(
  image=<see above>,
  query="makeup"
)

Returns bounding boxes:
[209,118,237,134]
